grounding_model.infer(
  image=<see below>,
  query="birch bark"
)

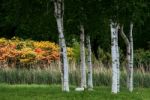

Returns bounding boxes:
[116,25,120,92]
[80,24,87,88]
[111,22,119,93]
[54,0,69,92]
[87,36,93,89]
[120,23,134,92]
[129,22,134,92]
[120,25,131,89]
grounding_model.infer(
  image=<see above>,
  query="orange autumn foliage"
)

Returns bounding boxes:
[0,37,74,68]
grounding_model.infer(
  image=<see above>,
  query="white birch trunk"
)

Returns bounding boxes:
[54,0,69,92]
[127,44,131,89]
[116,26,120,92]
[87,36,93,89]
[129,22,134,92]
[110,22,118,93]
[120,24,134,92]
[120,25,131,89]
[80,24,87,88]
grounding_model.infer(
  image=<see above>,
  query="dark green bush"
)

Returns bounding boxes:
[134,49,150,71]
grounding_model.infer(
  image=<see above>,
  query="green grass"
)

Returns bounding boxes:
[0,84,149,100]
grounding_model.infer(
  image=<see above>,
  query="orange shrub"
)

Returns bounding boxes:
[0,37,74,68]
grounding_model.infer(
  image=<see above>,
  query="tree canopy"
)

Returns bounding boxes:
[0,0,149,55]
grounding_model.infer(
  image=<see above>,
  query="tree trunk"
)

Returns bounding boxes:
[116,26,120,92]
[54,0,69,92]
[120,23,134,92]
[129,22,134,92]
[110,22,119,93]
[120,25,131,90]
[87,36,93,89]
[127,44,131,89]
[80,24,87,88]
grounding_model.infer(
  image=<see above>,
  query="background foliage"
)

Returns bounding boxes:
[0,0,149,88]
[0,0,149,54]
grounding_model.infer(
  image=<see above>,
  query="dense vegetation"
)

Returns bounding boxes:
[0,38,149,88]
[0,68,150,88]
[0,0,149,96]
[0,38,74,68]
[0,0,149,54]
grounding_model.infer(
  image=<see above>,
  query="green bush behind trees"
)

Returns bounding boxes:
[0,0,149,52]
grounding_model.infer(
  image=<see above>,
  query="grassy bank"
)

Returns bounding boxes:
[0,84,149,100]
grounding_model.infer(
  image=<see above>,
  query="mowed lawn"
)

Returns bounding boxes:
[0,84,149,100]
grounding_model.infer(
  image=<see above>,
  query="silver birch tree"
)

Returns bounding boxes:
[80,24,87,88]
[110,22,120,93]
[54,0,69,92]
[120,25,131,89]
[116,25,120,92]
[87,36,93,90]
[129,22,134,92]
[120,23,134,92]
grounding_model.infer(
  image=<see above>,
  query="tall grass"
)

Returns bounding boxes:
[0,63,150,88]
